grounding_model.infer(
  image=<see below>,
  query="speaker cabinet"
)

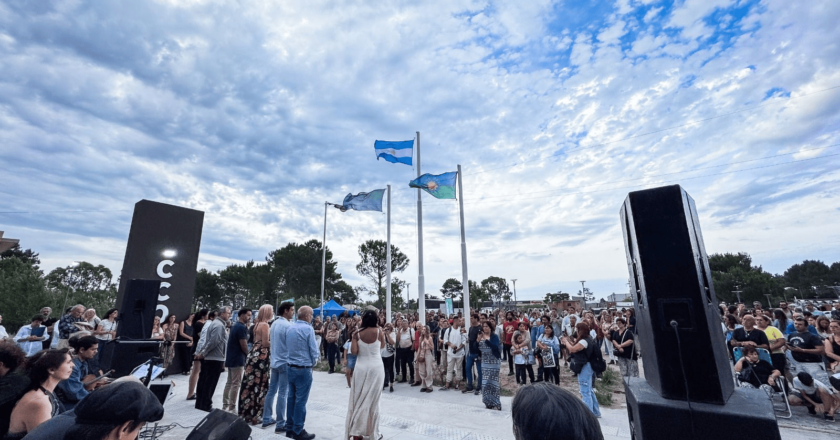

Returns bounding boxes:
[621,185,733,404]
[186,409,251,440]
[98,340,161,377]
[117,279,160,340]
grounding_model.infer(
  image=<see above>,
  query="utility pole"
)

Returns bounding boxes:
[732,284,743,304]
[511,279,518,305]
[763,293,772,309]
[406,283,411,310]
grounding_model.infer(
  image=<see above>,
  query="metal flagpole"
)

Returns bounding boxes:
[457,165,470,316]
[320,202,327,320]
[386,185,392,323]
[416,131,426,324]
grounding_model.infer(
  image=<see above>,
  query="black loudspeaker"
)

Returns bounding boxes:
[186,409,251,440]
[621,185,780,440]
[117,279,161,340]
[99,340,161,378]
[621,185,732,404]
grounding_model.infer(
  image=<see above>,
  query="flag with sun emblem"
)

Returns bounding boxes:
[409,171,457,199]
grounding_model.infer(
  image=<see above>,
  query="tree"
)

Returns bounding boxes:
[544,292,570,303]
[0,244,41,270]
[0,256,52,330]
[355,239,409,303]
[217,260,275,309]
[440,278,462,299]
[469,280,488,307]
[708,252,784,304]
[45,262,117,315]
[480,276,510,305]
[783,260,836,298]
[331,280,358,305]
[194,268,223,311]
[269,239,344,305]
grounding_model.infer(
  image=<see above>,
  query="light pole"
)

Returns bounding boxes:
[511,279,518,305]
[406,283,411,310]
[763,293,773,309]
[731,284,742,304]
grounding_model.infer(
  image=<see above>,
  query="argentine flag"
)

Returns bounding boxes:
[374,140,414,165]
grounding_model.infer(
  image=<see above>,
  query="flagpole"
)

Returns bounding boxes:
[320,201,327,320]
[386,185,392,324]
[457,165,470,317]
[416,131,426,324]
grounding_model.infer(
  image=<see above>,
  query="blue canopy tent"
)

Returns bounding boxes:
[313,299,355,318]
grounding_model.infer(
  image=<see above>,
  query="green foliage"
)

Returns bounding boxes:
[440,278,462,299]
[270,239,344,305]
[544,292,570,303]
[0,257,52,330]
[45,262,117,315]
[783,260,840,298]
[0,244,41,270]
[355,239,409,303]
[594,368,619,406]
[193,268,223,311]
[709,253,784,304]
[480,276,509,304]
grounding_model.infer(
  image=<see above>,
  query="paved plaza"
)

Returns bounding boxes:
[147,368,836,440]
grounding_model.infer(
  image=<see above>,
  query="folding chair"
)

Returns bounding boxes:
[732,347,791,418]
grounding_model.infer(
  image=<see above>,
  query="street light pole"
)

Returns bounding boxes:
[406,283,411,310]
[511,279,518,305]
[763,293,772,309]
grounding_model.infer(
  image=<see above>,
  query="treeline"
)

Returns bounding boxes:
[709,253,840,305]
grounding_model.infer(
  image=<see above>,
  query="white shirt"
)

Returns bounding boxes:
[50,321,60,348]
[97,319,117,341]
[15,325,45,356]
[381,331,396,357]
[0,325,8,340]
[444,326,466,358]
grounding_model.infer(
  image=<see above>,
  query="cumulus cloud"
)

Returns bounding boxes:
[1,0,839,300]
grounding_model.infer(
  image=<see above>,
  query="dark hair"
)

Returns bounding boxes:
[740,345,757,356]
[208,311,217,320]
[360,310,378,330]
[65,420,144,440]
[512,383,604,440]
[238,309,251,318]
[0,340,27,373]
[725,314,739,328]
[796,371,813,386]
[480,313,488,319]
[27,349,70,390]
[279,302,294,317]
[195,309,209,321]
[772,309,787,329]
[471,313,480,321]
[70,336,100,351]
[615,317,626,325]
[626,308,635,317]
[165,314,177,323]
[727,305,738,315]
[30,315,45,323]
[104,308,119,320]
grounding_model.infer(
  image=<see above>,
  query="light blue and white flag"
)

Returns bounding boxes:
[374,140,414,165]
[335,189,386,212]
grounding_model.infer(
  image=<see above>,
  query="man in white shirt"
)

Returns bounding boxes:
[789,371,839,421]
[15,315,47,356]
[440,316,466,391]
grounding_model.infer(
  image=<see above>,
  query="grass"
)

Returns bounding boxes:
[594,367,619,406]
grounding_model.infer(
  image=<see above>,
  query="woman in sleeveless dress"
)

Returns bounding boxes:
[239,304,274,425]
[4,349,72,440]
[161,314,179,369]
[345,310,385,440]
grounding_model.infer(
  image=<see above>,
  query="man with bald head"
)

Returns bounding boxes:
[729,314,770,353]
[283,306,319,440]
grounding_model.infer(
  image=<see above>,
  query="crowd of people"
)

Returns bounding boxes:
[2,298,839,439]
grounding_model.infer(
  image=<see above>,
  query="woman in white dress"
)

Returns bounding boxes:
[345,310,386,440]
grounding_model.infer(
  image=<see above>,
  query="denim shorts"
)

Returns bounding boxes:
[347,354,357,370]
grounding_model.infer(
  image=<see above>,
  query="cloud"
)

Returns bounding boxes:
[1,0,839,301]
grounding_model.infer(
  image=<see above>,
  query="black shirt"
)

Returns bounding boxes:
[787,331,823,363]
[740,359,776,388]
[610,329,637,360]
[468,325,481,354]
[730,327,769,349]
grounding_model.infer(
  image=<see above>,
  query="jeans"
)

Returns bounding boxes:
[223,366,244,411]
[195,360,224,411]
[466,352,482,389]
[396,347,414,381]
[262,365,288,425]
[503,344,513,372]
[325,343,339,372]
[285,366,313,435]
[578,362,601,417]
[382,355,395,385]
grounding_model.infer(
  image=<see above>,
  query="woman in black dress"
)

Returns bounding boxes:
[177,312,195,375]
[186,309,208,400]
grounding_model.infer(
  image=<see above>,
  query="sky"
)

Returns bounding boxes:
[2,0,839,302]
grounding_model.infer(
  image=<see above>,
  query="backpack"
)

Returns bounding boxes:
[589,338,607,375]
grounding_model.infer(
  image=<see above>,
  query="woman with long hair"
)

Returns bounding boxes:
[150,316,164,340]
[815,316,831,340]
[239,304,274,425]
[5,349,73,439]
[772,309,788,335]
[416,325,435,392]
[344,310,385,440]
[186,309,209,400]
[177,313,195,375]
[536,324,560,385]
[161,314,178,369]
[380,322,396,392]
[94,309,118,367]
[561,321,601,417]
[325,321,341,374]
[478,320,502,410]
[825,320,840,372]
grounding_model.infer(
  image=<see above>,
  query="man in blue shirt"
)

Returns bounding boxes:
[222,308,251,413]
[283,306,319,440]
[262,301,294,432]
[56,335,99,410]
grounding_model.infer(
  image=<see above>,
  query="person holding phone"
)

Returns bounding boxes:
[440,316,466,391]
